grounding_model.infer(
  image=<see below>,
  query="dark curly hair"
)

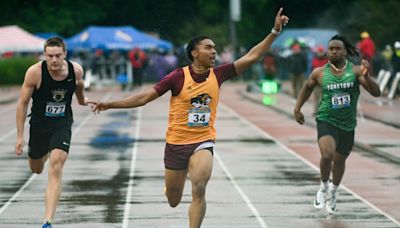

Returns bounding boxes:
[329,34,361,64]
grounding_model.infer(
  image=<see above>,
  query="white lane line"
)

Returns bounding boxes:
[220,103,400,226]
[214,151,268,228]
[0,91,114,217]
[0,173,37,216]
[0,128,17,143]
[122,107,143,228]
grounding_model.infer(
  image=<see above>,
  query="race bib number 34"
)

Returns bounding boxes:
[188,109,210,127]
[331,93,350,109]
[45,102,66,117]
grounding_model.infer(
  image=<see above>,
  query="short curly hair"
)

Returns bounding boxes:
[186,36,211,62]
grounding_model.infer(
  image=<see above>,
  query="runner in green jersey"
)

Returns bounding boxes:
[293,35,381,214]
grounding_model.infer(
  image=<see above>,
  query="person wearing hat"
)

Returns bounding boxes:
[392,41,400,75]
[311,46,329,115]
[357,31,376,72]
[288,43,308,98]
[390,41,400,94]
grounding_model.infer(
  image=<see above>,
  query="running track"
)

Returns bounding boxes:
[0,83,399,227]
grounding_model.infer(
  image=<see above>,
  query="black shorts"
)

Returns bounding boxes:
[164,140,214,170]
[28,122,72,159]
[317,121,355,156]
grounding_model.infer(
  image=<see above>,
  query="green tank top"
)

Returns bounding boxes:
[316,61,360,131]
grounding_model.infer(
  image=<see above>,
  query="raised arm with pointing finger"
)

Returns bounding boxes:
[90,8,289,228]
[90,8,289,114]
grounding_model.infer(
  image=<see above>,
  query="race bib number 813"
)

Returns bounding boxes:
[331,93,350,109]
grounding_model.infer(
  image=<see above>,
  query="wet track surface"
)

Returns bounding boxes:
[0,83,399,227]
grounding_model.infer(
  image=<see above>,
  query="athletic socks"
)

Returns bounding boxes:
[320,181,329,192]
[329,182,339,193]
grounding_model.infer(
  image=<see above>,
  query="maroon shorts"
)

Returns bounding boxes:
[164,140,214,170]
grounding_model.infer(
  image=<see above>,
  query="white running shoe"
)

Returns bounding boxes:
[326,189,338,214]
[313,189,327,209]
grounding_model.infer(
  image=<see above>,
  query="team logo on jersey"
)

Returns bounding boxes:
[191,93,212,109]
[51,89,67,102]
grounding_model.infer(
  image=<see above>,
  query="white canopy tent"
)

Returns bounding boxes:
[0,25,45,54]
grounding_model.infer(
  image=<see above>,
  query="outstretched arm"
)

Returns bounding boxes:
[90,87,160,114]
[72,62,88,105]
[233,7,289,75]
[356,59,381,97]
[293,69,321,125]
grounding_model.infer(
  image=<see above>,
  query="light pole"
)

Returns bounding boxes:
[230,0,240,59]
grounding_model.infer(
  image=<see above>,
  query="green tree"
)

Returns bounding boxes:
[1,0,397,50]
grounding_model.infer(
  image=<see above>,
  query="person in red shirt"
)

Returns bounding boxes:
[90,8,289,228]
[357,31,376,72]
[128,48,147,87]
[311,46,329,114]
[263,51,277,80]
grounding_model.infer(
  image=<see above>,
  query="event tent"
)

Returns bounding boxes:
[66,25,172,52]
[271,28,338,49]
[35,32,64,40]
[0,25,45,53]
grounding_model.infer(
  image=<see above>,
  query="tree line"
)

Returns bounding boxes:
[1,0,398,50]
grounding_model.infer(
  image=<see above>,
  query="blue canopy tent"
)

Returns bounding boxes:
[65,25,172,51]
[271,28,339,49]
[35,32,64,40]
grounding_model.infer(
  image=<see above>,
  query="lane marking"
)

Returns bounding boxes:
[214,151,268,228]
[0,91,114,217]
[0,128,17,143]
[220,103,400,226]
[0,173,37,216]
[122,107,142,228]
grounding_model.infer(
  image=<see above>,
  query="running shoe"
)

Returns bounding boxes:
[313,189,327,209]
[326,189,338,214]
[42,221,52,228]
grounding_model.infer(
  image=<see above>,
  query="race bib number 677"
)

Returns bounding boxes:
[45,102,66,117]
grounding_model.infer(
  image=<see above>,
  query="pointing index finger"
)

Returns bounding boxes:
[277,7,283,17]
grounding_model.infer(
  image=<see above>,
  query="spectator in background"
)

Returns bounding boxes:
[263,51,277,80]
[147,49,170,81]
[389,41,400,96]
[93,49,106,80]
[392,41,400,75]
[219,46,234,64]
[288,43,308,98]
[311,46,329,115]
[382,45,393,63]
[381,44,393,72]
[129,48,147,87]
[357,31,376,72]
[164,50,178,74]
